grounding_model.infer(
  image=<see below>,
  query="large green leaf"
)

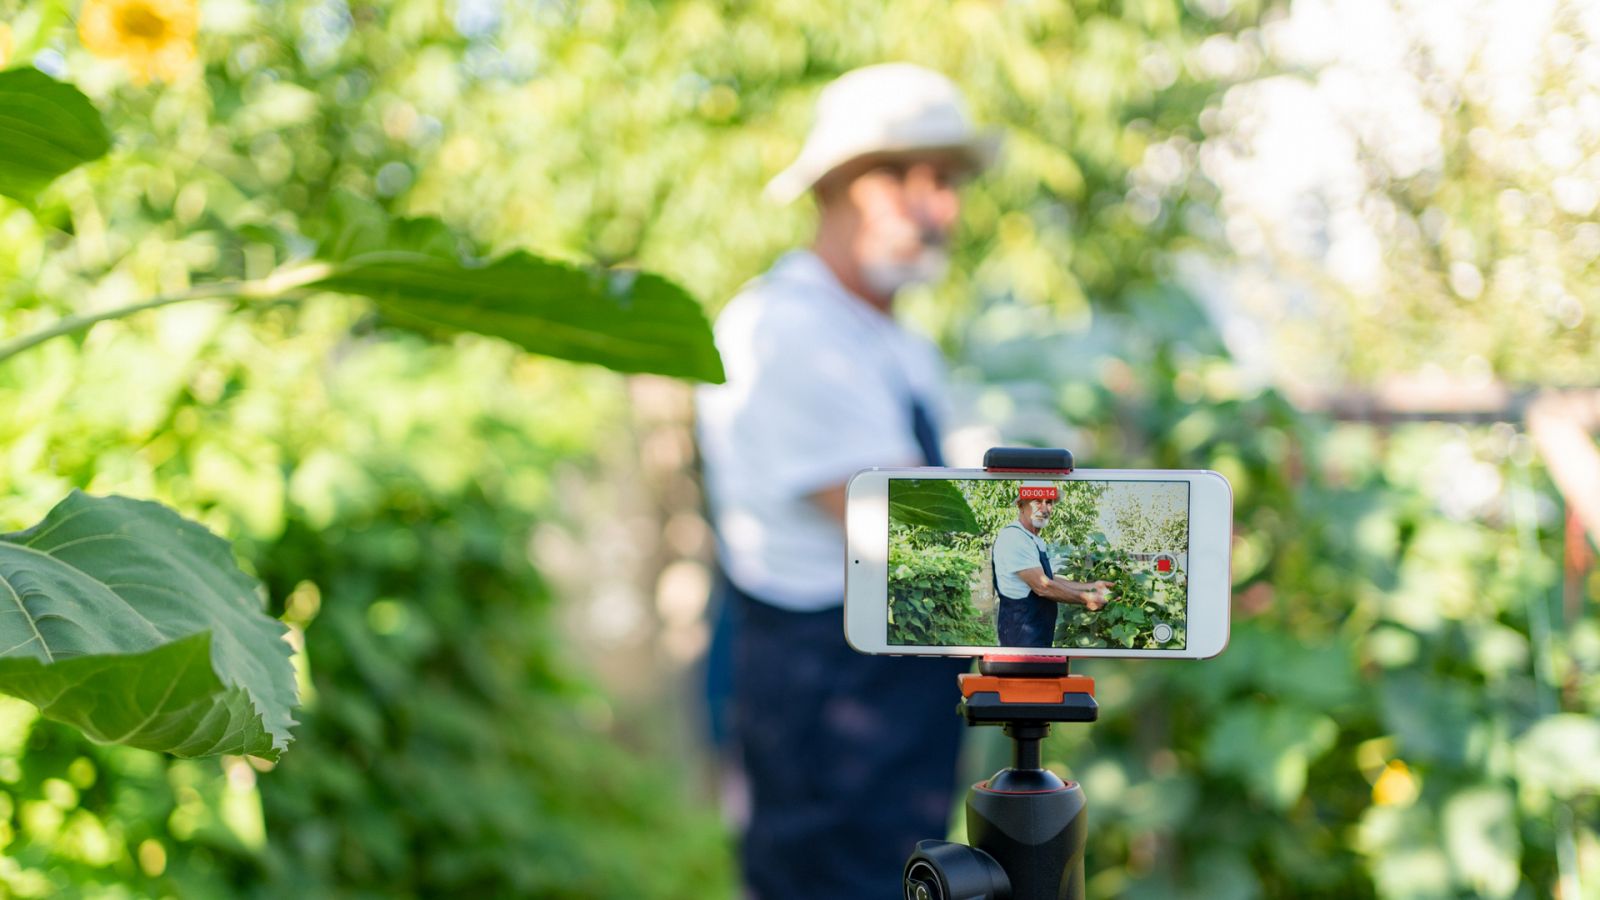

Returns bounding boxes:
[0,492,296,758]
[0,67,112,202]
[889,479,981,534]
[309,250,726,383]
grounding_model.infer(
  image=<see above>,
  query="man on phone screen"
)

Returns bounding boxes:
[992,481,1114,647]
[696,64,997,899]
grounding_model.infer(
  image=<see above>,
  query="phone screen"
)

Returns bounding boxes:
[887,477,1190,651]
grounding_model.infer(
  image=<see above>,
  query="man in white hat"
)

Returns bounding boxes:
[696,63,999,899]
[992,481,1114,647]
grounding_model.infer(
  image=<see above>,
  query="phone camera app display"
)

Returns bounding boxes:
[887,478,1190,651]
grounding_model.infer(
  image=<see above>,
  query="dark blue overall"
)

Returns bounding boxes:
[716,396,968,900]
[993,522,1059,648]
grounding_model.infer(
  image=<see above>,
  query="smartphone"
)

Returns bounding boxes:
[844,468,1232,658]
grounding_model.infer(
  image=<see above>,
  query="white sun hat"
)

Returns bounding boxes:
[765,62,1002,204]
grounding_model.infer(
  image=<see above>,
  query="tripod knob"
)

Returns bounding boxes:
[903,840,1011,900]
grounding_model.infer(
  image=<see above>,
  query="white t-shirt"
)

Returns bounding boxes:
[696,251,949,611]
[993,521,1049,600]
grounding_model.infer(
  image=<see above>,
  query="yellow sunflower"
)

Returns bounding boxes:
[78,0,200,83]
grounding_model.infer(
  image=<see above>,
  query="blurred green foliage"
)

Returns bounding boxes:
[0,0,1595,896]
[989,319,1600,897]
[243,459,730,898]
[0,325,733,897]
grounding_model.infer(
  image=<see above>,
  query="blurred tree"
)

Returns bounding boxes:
[1195,0,1600,386]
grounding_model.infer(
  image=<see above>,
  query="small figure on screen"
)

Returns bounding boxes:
[991,481,1115,647]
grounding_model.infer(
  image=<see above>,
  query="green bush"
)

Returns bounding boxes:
[887,538,993,647]
[0,323,733,897]
[0,487,732,899]
[246,484,731,899]
[1052,534,1186,650]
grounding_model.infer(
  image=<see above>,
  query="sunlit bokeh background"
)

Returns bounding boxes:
[0,0,1596,896]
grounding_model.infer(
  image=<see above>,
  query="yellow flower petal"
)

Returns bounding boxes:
[77,0,200,83]
[1372,759,1419,807]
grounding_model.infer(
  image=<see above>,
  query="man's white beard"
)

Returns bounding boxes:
[861,246,949,297]
[1030,513,1049,529]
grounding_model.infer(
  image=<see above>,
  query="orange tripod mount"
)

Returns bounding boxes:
[903,448,1096,900]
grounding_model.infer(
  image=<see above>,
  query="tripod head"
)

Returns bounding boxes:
[904,657,1097,900]
[960,659,1097,790]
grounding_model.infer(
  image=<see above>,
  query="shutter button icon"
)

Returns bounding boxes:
[1153,622,1174,644]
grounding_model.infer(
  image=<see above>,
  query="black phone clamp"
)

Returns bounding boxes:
[904,448,1094,900]
[980,446,1073,474]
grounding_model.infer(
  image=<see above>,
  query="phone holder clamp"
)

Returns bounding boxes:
[980,447,1073,475]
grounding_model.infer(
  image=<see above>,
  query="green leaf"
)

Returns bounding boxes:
[1356,805,1453,899]
[1381,673,1477,764]
[1514,714,1600,798]
[1203,704,1338,810]
[0,492,297,758]
[889,480,981,534]
[310,251,726,383]
[0,67,112,202]
[1442,784,1520,899]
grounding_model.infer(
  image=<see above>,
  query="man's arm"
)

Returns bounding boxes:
[809,459,920,526]
[810,483,848,526]
[1015,568,1113,610]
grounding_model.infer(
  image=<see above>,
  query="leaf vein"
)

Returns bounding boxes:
[14,502,102,548]
[0,633,42,657]
[0,569,52,662]
[0,539,180,643]
[110,649,194,744]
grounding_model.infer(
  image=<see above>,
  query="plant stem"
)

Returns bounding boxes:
[0,263,334,365]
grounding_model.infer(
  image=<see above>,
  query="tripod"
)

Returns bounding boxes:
[904,656,1097,900]
[901,446,1098,899]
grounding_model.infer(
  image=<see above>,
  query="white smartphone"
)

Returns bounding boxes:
[844,468,1232,658]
